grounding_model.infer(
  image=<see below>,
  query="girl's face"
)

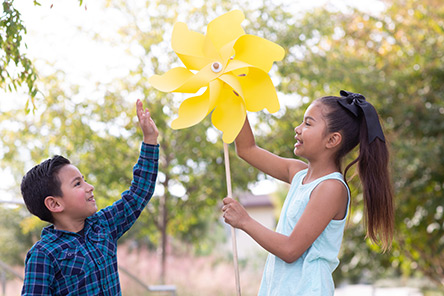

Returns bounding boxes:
[293,102,331,159]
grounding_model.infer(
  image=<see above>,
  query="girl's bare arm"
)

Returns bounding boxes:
[234,117,306,184]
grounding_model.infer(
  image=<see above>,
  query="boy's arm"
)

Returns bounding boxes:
[100,100,159,239]
[137,98,158,145]
[22,250,54,295]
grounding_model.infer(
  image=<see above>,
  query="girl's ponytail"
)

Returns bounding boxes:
[353,120,394,251]
[319,91,394,251]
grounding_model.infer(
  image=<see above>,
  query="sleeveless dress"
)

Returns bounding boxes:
[258,169,350,296]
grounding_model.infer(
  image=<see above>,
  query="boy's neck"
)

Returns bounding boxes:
[53,219,85,233]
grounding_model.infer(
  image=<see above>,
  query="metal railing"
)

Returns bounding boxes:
[0,260,24,296]
[119,266,177,295]
[0,260,176,296]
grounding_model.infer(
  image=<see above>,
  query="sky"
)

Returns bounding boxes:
[0,0,385,203]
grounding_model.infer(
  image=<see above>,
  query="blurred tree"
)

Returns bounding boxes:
[101,0,294,283]
[1,0,275,284]
[1,0,38,107]
[267,0,444,288]
[0,69,259,284]
[0,0,86,109]
[6,0,443,290]
[0,207,35,266]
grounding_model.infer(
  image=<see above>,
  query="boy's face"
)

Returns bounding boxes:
[56,164,97,221]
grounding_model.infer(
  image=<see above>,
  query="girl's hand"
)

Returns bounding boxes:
[136,99,159,145]
[222,197,250,229]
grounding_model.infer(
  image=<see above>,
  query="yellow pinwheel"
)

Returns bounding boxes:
[149,10,285,143]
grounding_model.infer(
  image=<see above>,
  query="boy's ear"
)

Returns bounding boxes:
[326,132,342,149]
[44,196,64,213]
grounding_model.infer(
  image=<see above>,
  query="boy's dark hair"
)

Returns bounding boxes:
[21,155,71,223]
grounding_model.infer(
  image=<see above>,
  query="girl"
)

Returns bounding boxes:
[222,91,394,295]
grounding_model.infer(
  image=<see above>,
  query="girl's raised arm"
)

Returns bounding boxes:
[234,117,307,184]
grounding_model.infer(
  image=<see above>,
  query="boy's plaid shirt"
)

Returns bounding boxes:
[21,143,159,296]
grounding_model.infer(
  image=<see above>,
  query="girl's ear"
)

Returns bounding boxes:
[44,196,64,213]
[326,132,342,149]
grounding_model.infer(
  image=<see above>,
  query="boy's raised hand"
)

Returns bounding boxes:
[136,99,159,145]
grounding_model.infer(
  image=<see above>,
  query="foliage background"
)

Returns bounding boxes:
[0,0,443,293]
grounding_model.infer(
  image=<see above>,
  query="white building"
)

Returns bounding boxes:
[224,192,276,260]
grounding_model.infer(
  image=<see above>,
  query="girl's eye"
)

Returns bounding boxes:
[305,121,311,126]
[75,181,81,187]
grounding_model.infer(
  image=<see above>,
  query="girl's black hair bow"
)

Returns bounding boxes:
[338,90,385,143]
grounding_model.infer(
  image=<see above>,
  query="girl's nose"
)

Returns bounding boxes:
[294,124,301,135]
[87,182,94,192]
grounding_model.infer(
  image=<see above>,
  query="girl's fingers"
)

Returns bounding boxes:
[223,197,234,205]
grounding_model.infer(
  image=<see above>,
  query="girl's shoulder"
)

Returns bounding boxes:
[310,172,349,195]
[288,160,308,182]
[311,177,349,220]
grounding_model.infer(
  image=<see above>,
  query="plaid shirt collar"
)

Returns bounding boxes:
[40,216,102,243]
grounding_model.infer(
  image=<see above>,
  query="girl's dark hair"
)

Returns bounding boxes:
[317,96,394,251]
[21,155,71,223]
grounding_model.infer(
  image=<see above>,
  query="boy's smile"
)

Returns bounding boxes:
[56,164,97,224]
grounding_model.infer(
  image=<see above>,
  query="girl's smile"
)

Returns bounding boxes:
[294,136,303,148]
[293,103,329,158]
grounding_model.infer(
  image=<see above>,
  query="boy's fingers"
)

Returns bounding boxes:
[136,100,153,123]
[136,100,143,117]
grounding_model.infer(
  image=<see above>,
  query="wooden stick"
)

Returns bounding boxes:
[223,142,241,296]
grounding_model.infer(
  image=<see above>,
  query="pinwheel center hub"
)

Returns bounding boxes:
[211,62,222,73]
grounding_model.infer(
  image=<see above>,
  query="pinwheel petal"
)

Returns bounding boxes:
[218,73,244,99]
[233,34,285,72]
[206,10,245,53]
[175,63,222,93]
[148,67,195,93]
[172,22,216,70]
[238,67,280,113]
[171,80,224,130]
[171,88,211,129]
[224,59,250,74]
[208,79,223,111]
[212,86,246,143]
[219,40,236,62]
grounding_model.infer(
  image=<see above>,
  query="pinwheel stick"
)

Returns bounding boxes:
[223,142,241,296]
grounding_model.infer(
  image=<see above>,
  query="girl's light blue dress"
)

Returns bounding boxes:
[258,169,350,296]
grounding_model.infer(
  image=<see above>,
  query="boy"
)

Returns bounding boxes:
[20,99,159,295]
